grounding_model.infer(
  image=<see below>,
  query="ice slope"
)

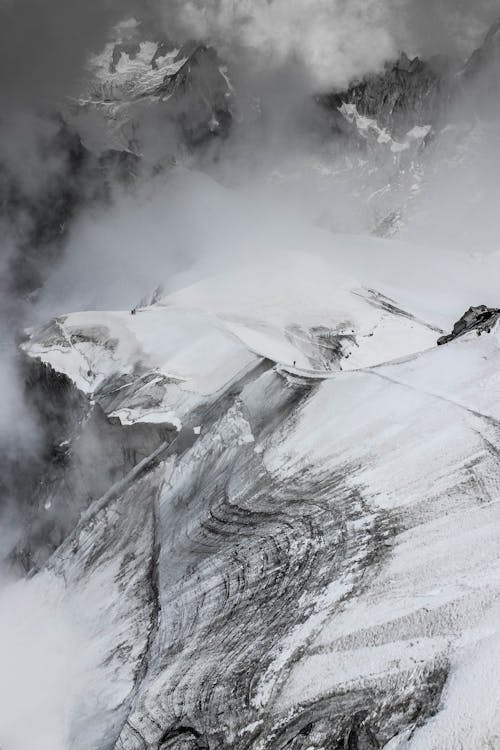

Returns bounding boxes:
[34,316,498,750]
[260,326,500,747]
[163,252,441,370]
[17,245,500,749]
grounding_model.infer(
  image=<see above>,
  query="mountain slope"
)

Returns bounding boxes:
[16,246,500,749]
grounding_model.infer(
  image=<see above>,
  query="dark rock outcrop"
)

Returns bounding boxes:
[320,15,500,143]
[437,305,500,345]
[153,44,232,145]
[6,355,174,573]
[1,118,141,299]
[320,53,455,138]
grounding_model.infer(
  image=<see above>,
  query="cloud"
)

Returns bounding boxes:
[158,0,397,90]
[0,572,88,750]
[156,0,500,91]
[0,0,497,115]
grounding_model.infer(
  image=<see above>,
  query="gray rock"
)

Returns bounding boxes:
[437,305,500,345]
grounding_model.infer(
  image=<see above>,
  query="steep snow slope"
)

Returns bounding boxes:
[15,239,500,749]
[25,249,441,430]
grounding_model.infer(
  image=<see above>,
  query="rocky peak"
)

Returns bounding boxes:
[153,43,233,144]
[320,51,454,138]
[437,305,500,345]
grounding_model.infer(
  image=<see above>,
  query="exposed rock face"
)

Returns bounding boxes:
[72,33,233,157]
[309,16,500,237]
[0,119,141,299]
[321,53,454,139]
[152,44,232,145]
[5,14,500,750]
[0,121,87,296]
[8,356,172,573]
[321,16,500,143]
[437,305,500,345]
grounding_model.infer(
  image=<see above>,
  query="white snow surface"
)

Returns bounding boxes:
[164,251,439,371]
[25,307,259,428]
[339,103,431,154]
[24,247,444,428]
[88,41,186,101]
[19,234,500,748]
[262,324,500,747]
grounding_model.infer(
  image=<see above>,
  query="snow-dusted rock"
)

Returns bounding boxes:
[70,21,232,156]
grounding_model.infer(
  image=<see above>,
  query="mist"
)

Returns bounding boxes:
[156,0,499,88]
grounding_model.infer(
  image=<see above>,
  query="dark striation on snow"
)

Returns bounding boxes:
[21,344,471,750]
[437,305,500,346]
[18,268,500,749]
[52,469,160,750]
[358,289,444,334]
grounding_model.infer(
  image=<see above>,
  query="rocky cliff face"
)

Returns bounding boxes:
[321,16,499,141]
[314,21,500,236]
[320,53,455,140]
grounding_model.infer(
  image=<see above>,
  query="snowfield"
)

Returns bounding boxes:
[16,238,500,749]
[25,247,444,429]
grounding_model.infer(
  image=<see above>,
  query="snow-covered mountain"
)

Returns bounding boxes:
[68,19,232,156]
[12,230,500,750]
[3,10,500,750]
